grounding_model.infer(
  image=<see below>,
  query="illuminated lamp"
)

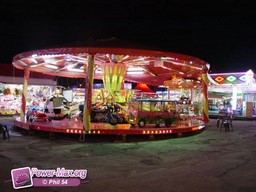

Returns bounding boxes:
[45,64,58,69]
[127,67,144,71]
[215,76,224,83]
[226,76,236,82]
[126,71,144,75]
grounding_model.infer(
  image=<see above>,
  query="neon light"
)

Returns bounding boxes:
[239,75,246,81]
[215,76,224,83]
[226,76,236,82]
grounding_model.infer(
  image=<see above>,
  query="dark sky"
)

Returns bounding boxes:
[1,0,256,73]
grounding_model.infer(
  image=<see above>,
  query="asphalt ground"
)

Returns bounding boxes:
[0,116,256,192]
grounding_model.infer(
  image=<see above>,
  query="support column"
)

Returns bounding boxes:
[201,66,209,123]
[232,86,237,112]
[83,54,94,131]
[21,69,30,122]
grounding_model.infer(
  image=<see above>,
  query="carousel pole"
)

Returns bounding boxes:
[201,66,209,123]
[83,54,94,131]
[190,87,194,102]
[21,69,30,122]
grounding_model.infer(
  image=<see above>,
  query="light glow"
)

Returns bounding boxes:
[127,67,144,71]
[127,71,144,75]
[45,64,58,69]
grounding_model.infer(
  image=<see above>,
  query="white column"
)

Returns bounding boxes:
[232,86,237,111]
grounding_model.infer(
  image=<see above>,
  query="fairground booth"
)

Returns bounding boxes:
[0,64,57,116]
[12,39,209,139]
[208,70,256,118]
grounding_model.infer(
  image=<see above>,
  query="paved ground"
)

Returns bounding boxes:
[1,117,256,192]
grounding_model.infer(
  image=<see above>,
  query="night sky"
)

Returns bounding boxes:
[1,0,256,73]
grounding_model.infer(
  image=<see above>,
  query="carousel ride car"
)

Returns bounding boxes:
[44,96,71,120]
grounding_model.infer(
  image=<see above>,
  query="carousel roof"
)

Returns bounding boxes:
[12,38,210,86]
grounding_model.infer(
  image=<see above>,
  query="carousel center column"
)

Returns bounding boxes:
[83,54,95,131]
[101,62,127,93]
[21,69,30,122]
[201,65,209,123]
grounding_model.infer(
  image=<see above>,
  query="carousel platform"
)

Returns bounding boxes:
[14,117,205,139]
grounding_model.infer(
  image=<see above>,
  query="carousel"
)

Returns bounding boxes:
[12,39,209,140]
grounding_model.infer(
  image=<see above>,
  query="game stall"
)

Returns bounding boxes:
[208,70,256,118]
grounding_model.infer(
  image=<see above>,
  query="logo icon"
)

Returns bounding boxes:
[11,167,33,189]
